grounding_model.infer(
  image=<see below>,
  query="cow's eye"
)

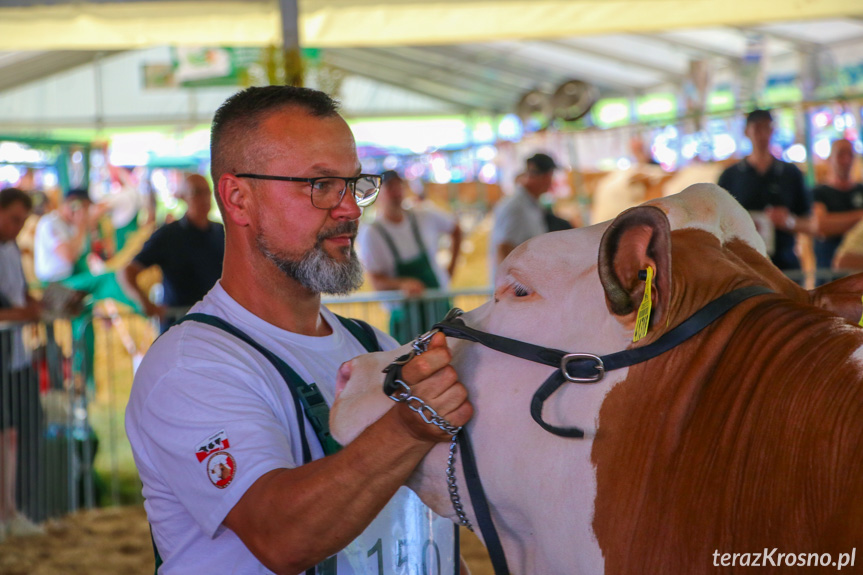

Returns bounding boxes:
[512,282,530,297]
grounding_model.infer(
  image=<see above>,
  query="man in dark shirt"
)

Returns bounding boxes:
[123,174,224,331]
[811,139,863,273]
[718,109,812,271]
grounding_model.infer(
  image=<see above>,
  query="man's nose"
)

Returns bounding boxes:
[331,188,362,220]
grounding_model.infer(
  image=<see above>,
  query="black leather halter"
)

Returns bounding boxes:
[427,284,773,575]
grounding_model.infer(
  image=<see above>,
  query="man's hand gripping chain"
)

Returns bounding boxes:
[382,323,462,436]
[382,310,475,531]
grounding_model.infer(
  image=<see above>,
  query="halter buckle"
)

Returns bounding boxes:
[412,328,438,355]
[560,353,605,383]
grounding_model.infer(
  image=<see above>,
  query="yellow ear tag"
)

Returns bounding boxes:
[858,294,863,327]
[633,266,654,343]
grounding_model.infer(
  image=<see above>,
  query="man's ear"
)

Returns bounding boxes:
[217,174,252,227]
[597,205,672,333]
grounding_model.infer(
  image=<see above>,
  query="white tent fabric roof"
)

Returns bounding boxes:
[0,0,861,50]
[0,1,861,129]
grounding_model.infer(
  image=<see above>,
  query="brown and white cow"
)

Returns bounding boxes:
[331,184,863,574]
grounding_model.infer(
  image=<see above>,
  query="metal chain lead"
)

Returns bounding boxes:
[447,434,473,531]
[388,379,462,436]
[384,312,472,530]
[386,327,439,369]
[387,326,463,435]
[412,328,437,356]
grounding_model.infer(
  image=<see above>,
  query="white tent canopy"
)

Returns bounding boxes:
[1,0,861,50]
[0,1,861,130]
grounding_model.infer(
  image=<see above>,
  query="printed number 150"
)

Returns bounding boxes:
[367,537,442,575]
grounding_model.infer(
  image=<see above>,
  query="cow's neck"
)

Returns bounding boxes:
[592,294,863,574]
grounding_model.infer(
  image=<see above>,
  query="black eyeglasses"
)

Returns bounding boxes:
[235,173,382,209]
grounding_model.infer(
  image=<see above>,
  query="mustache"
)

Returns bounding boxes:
[318,220,358,242]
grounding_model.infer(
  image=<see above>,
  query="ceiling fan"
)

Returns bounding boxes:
[516,79,598,130]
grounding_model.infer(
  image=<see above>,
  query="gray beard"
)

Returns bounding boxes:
[257,222,364,295]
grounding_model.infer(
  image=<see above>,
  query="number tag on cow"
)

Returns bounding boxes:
[324,486,457,575]
[633,266,654,342]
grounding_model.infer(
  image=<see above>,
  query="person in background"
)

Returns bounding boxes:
[0,188,43,541]
[718,109,812,271]
[33,187,142,390]
[358,170,461,343]
[13,190,48,285]
[34,188,92,285]
[105,165,144,253]
[126,85,470,574]
[630,135,660,166]
[490,153,569,277]
[811,139,863,280]
[123,174,225,332]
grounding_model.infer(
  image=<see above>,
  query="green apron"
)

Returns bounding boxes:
[56,236,142,390]
[113,212,139,252]
[374,212,451,344]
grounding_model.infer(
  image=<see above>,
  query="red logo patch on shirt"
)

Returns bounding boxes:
[195,429,230,463]
[207,452,236,489]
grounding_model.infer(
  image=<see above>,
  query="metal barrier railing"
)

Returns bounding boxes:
[0,315,95,527]
[322,287,492,343]
[784,267,859,287]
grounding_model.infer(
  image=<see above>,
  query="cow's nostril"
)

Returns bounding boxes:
[335,361,353,397]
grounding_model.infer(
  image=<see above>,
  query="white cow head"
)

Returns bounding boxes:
[331,183,863,574]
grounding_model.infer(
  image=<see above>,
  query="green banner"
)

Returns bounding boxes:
[171,47,263,88]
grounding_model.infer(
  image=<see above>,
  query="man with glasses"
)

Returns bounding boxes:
[126,86,471,574]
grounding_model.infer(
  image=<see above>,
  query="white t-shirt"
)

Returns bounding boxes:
[0,241,29,369]
[489,187,547,278]
[358,206,456,291]
[125,282,398,574]
[34,212,75,282]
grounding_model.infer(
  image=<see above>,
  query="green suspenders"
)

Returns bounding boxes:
[151,313,381,574]
[176,313,380,460]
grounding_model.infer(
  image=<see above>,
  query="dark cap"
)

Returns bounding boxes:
[745,109,773,126]
[64,187,91,202]
[381,170,403,184]
[526,153,557,174]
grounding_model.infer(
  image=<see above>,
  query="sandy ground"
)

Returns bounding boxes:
[0,507,152,575]
[0,506,493,575]
[460,528,495,575]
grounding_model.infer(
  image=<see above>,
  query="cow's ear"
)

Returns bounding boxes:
[809,272,863,324]
[597,205,672,332]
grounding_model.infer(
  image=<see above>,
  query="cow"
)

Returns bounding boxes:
[331,184,863,574]
[590,163,670,223]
